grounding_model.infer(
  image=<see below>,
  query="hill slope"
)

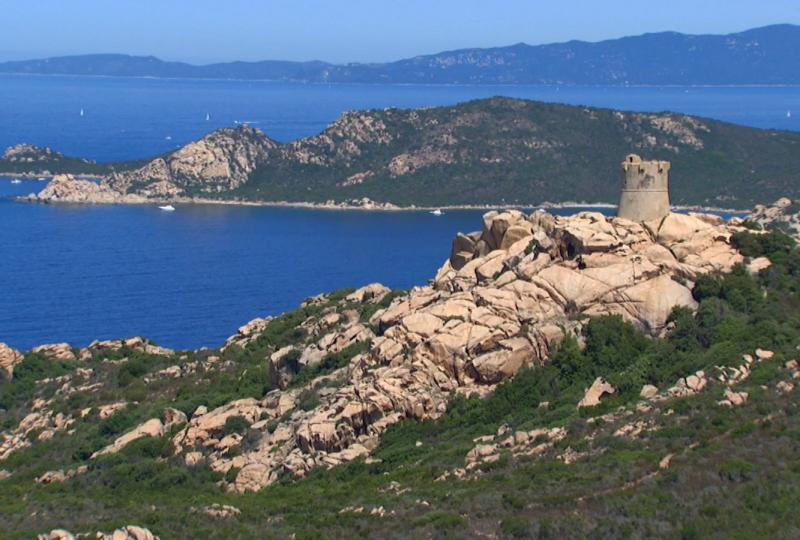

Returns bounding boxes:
[21,97,800,208]
[2,208,800,538]
[1,24,799,85]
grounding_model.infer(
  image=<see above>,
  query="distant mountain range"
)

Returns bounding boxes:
[1,24,799,85]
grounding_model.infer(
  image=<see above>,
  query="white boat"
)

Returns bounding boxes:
[10,179,22,184]
[205,112,210,121]
[158,205,176,211]
[80,108,84,117]
[430,209,443,216]
[788,110,793,119]
[37,177,46,181]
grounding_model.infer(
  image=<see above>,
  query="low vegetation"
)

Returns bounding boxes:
[2,232,800,538]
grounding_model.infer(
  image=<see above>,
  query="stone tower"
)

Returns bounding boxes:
[617,154,671,222]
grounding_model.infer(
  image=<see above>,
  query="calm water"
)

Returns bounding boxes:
[0,76,788,349]
[0,75,797,161]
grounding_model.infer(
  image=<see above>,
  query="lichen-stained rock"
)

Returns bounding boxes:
[0,342,23,380]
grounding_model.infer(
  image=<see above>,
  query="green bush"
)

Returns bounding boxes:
[502,516,530,538]
[222,415,251,436]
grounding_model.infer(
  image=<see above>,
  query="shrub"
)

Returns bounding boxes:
[297,389,320,411]
[719,459,755,482]
[502,516,530,538]
[222,415,251,436]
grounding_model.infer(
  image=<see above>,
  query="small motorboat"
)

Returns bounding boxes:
[10,179,22,184]
[158,205,176,211]
[430,209,443,216]
[37,177,47,181]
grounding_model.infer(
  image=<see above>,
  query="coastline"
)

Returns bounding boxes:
[2,72,800,88]
[3,177,750,214]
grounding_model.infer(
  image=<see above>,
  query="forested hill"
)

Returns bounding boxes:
[1,24,799,85]
[6,97,800,208]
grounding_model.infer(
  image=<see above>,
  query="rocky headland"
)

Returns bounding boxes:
[9,98,800,208]
[6,197,800,537]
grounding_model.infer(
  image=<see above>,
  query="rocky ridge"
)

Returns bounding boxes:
[5,202,800,537]
[0,207,746,494]
[166,208,744,493]
[21,98,800,207]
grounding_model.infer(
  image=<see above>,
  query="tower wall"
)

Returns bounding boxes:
[617,154,671,222]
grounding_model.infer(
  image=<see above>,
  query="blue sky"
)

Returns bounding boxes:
[1,0,798,63]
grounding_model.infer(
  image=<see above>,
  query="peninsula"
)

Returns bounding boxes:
[6,97,800,208]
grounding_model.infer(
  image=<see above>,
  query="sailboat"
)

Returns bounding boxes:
[10,178,22,184]
[205,112,210,121]
[788,110,793,119]
[430,209,444,216]
[80,108,84,117]
[158,205,176,211]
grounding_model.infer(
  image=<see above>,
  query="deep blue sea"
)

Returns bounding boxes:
[0,75,795,350]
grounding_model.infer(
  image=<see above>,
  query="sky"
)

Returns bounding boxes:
[1,0,798,64]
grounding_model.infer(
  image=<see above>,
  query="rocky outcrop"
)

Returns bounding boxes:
[31,343,76,362]
[38,526,158,540]
[0,343,23,380]
[745,197,800,239]
[3,144,63,162]
[109,125,278,196]
[92,418,165,458]
[1,410,75,460]
[166,207,746,493]
[578,377,616,408]
[33,174,131,204]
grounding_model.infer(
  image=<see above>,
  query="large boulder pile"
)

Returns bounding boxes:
[170,208,745,493]
[33,174,131,204]
[745,197,800,238]
[38,525,158,540]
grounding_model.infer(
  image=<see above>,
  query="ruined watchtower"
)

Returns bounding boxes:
[617,154,671,222]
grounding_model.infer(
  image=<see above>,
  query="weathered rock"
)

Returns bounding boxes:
[163,407,188,428]
[167,208,753,492]
[747,256,772,274]
[92,418,165,458]
[578,377,616,408]
[640,384,659,399]
[346,283,391,304]
[649,212,712,243]
[0,342,24,380]
[402,312,443,337]
[31,343,76,362]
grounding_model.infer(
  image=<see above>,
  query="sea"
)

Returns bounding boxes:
[0,74,797,350]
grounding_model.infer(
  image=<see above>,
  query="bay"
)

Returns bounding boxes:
[0,74,797,162]
[0,75,779,350]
